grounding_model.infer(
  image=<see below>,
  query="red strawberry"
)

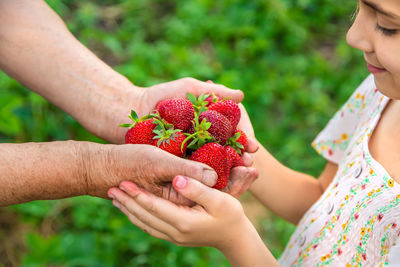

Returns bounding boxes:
[226,130,248,154]
[125,119,156,144]
[225,146,245,168]
[120,110,157,144]
[209,99,241,130]
[205,93,222,107]
[187,93,210,114]
[156,98,195,131]
[186,122,195,135]
[190,143,230,189]
[153,131,187,157]
[235,130,248,153]
[198,110,233,145]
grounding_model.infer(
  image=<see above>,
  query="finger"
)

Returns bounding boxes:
[175,158,218,187]
[172,176,228,214]
[236,167,259,197]
[161,183,195,206]
[222,167,250,198]
[108,187,177,235]
[116,181,198,226]
[246,137,259,153]
[241,152,254,167]
[237,104,256,137]
[113,199,173,242]
[139,146,218,187]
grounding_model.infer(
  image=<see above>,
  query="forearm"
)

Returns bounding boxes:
[0,141,88,206]
[220,218,279,267]
[249,143,324,224]
[0,0,142,143]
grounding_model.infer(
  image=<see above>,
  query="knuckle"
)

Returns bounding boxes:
[212,197,227,211]
[173,232,188,245]
[184,162,203,178]
[136,213,149,225]
[145,198,157,215]
[176,222,191,234]
[181,77,197,88]
[230,198,244,215]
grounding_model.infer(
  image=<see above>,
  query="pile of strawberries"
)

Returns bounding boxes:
[120,93,248,189]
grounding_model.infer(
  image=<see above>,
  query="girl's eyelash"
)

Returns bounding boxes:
[375,23,398,36]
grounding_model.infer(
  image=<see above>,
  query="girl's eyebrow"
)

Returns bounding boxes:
[362,0,400,19]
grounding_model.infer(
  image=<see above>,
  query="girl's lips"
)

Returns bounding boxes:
[366,62,386,74]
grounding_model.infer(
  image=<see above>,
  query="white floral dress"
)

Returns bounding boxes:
[278,75,400,267]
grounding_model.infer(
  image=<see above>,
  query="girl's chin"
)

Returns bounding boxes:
[373,78,400,99]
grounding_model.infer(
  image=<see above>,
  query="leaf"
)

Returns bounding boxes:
[187,93,196,104]
[119,123,132,128]
[130,110,139,121]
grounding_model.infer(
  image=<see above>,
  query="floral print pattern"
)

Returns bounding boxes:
[278,75,400,266]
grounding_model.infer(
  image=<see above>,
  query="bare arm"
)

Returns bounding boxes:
[0,141,88,206]
[0,0,142,143]
[0,141,226,207]
[249,143,338,224]
[0,0,244,144]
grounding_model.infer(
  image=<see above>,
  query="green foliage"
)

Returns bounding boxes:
[12,197,226,266]
[0,0,367,265]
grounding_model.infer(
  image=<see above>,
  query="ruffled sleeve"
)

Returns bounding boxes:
[312,75,375,164]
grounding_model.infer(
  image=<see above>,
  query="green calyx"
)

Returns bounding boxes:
[187,93,209,115]
[152,118,183,149]
[181,113,215,151]
[119,110,158,128]
[226,131,244,155]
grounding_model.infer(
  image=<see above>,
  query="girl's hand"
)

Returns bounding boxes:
[107,176,252,250]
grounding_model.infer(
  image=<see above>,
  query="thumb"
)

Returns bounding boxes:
[160,155,218,187]
[172,176,223,213]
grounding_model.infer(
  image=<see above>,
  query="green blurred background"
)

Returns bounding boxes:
[0,0,368,266]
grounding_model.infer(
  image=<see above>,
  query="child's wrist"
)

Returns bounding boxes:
[217,218,259,258]
[217,217,278,267]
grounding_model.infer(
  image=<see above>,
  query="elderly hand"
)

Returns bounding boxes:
[84,142,258,204]
[81,142,218,202]
[91,77,244,144]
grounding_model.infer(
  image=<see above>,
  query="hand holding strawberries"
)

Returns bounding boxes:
[100,78,244,144]
[82,142,218,204]
[83,77,257,202]
[120,91,257,192]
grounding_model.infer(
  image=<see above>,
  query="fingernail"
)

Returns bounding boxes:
[175,176,188,189]
[203,170,217,187]
[107,189,116,199]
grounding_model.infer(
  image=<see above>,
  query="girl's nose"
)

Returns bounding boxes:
[346,10,374,53]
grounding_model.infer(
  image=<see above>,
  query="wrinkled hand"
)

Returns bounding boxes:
[138,77,244,117]
[101,77,244,144]
[83,143,217,204]
[89,77,258,201]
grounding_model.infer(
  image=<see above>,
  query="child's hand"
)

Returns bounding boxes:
[107,177,253,251]
[237,103,258,150]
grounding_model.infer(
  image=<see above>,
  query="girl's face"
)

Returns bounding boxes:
[347,0,400,99]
